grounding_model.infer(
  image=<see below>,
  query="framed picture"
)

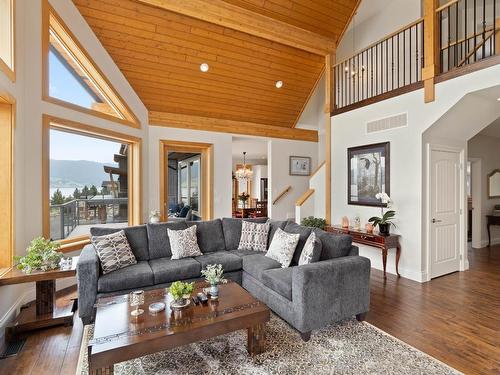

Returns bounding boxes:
[348,142,390,207]
[289,156,311,176]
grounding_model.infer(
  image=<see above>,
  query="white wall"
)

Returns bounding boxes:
[148,126,233,219]
[0,0,149,336]
[268,139,318,220]
[336,0,422,62]
[251,165,268,200]
[331,63,500,282]
[310,163,326,219]
[468,134,500,246]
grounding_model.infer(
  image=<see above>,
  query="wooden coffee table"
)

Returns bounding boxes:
[88,281,270,374]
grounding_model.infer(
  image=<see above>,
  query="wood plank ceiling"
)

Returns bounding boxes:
[72,0,358,137]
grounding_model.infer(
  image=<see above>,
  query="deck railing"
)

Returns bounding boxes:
[333,19,424,111]
[438,0,499,72]
[50,197,128,240]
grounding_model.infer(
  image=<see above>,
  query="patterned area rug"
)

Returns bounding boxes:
[77,314,461,374]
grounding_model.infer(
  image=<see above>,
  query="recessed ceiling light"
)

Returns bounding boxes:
[200,63,209,72]
[275,80,283,89]
[497,97,500,101]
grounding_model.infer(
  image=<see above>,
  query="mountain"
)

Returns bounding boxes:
[50,159,117,188]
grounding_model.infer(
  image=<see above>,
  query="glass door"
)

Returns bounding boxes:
[178,155,202,219]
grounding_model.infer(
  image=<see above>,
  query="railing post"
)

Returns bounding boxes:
[325,53,334,225]
[423,0,440,103]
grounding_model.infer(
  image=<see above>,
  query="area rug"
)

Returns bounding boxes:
[76,314,461,374]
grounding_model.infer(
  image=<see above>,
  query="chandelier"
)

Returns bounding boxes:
[235,152,253,180]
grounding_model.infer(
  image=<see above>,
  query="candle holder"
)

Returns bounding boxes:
[129,290,145,317]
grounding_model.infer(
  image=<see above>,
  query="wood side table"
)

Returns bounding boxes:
[0,256,78,341]
[486,215,500,246]
[326,226,401,278]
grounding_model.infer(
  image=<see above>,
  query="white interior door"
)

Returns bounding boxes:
[430,148,462,278]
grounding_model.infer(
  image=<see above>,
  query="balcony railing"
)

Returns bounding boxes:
[50,197,128,240]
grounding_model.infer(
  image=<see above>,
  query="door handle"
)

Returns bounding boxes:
[432,218,442,223]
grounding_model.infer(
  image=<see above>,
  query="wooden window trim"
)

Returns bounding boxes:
[42,115,142,252]
[159,140,214,222]
[0,0,15,81]
[0,98,14,270]
[41,1,140,129]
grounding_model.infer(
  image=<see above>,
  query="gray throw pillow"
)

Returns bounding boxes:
[298,231,322,265]
[91,230,137,275]
[266,228,300,268]
[238,220,270,252]
[168,225,203,259]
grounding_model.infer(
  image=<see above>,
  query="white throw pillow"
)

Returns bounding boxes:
[299,231,319,265]
[168,225,203,259]
[265,228,300,268]
[238,220,270,252]
[91,230,137,274]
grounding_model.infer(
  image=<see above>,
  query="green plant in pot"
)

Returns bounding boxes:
[201,264,227,299]
[169,281,194,306]
[15,237,63,274]
[301,216,327,230]
[368,193,396,235]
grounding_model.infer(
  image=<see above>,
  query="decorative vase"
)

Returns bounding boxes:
[378,223,390,235]
[365,223,374,233]
[210,284,219,299]
[341,216,349,228]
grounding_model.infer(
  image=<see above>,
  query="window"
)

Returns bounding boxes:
[178,155,201,214]
[43,115,141,250]
[0,0,14,80]
[42,3,139,127]
[0,100,13,271]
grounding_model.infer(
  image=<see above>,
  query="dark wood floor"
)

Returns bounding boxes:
[1,246,499,375]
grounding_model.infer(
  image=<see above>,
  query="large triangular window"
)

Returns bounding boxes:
[43,4,139,127]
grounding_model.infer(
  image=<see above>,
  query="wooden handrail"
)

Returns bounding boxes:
[333,18,424,68]
[310,161,325,179]
[436,0,459,13]
[295,189,315,207]
[272,186,291,205]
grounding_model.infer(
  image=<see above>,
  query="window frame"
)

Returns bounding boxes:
[41,1,140,129]
[0,95,14,274]
[0,0,15,81]
[42,115,142,252]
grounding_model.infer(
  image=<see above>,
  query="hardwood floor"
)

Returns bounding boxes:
[1,246,499,375]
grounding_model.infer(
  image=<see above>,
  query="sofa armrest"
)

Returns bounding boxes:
[292,256,370,331]
[77,244,100,324]
[348,245,359,256]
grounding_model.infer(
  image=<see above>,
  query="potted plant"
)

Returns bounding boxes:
[368,193,396,235]
[201,264,226,299]
[301,216,327,230]
[15,237,64,274]
[149,209,161,223]
[169,281,194,308]
[238,192,250,208]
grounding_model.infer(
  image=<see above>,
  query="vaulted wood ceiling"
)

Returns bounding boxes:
[73,0,358,138]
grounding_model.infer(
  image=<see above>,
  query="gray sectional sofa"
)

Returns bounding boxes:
[77,218,370,340]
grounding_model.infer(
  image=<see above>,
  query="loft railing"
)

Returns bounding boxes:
[333,19,424,111]
[50,197,128,240]
[438,0,499,72]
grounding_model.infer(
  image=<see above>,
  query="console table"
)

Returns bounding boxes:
[0,257,78,341]
[486,215,500,246]
[326,226,401,278]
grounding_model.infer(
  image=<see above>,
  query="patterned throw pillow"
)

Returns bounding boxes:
[91,230,137,275]
[238,220,270,252]
[168,225,203,259]
[298,231,321,265]
[265,228,300,268]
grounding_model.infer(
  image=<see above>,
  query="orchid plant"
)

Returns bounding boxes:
[368,193,396,230]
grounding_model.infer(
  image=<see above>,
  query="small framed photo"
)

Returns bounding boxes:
[289,156,311,176]
[348,142,390,207]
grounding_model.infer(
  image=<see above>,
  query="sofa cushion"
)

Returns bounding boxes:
[97,261,154,293]
[260,267,293,300]
[283,222,312,266]
[298,230,323,265]
[238,221,269,252]
[242,253,281,280]
[91,230,137,275]
[149,257,201,284]
[267,219,289,249]
[168,225,203,259]
[195,251,242,272]
[187,219,226,253]
[229,249,262,257]
[221,217,268,250]
[90,225,149,261]
[146,221,188,259]
[316,229,353,260]
[265,228,300,268]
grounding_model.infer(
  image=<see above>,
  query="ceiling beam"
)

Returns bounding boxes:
[135,0,335,55]
[149,112,318,142]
